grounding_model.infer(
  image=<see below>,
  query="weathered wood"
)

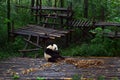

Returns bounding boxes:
[35,13,72,18]
[0,57,120,79]
[31,0,34,13]
[40,22,59,25]
[94,22,120,27]
[23,38,42,48]
[28,25,69,34]
[33,7,69,11]
[13,25,69,39]
[24,35,31,50]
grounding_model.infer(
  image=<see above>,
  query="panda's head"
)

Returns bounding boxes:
[46,44,58,51]
[53,44,58,51]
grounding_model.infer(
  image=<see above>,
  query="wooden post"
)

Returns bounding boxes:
[48,0,51,6]
[60,0,64,27]
[35,0,39,23]
[10,21,15,42]
[60,0,64,7]
[39,0,42,21]
[31,0,34,14]
[54,0,57,7]
[7,0,11,40]
[101,6,105,21]
[84,0,88,18]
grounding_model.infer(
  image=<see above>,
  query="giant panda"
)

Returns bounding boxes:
[44,44,64,62]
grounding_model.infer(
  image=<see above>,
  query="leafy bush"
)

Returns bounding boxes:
[62,27,120,57]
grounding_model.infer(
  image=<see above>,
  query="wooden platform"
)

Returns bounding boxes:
[0,57,120,80]
[13,24,69,39]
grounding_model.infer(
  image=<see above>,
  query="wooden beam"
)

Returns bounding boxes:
[61,0,64,7]
[31,0,35,14]
[23,38,42,48]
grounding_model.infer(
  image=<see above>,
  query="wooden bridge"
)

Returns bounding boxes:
[0,57,120,80]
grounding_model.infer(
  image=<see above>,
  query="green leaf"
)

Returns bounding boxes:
[36,77,45,80]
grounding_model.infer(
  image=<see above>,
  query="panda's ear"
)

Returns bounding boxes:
[46,45,53,50]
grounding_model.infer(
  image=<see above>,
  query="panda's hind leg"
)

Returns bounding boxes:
[48,58,57,62]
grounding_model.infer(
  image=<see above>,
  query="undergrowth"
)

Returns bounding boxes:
[61,28,120,57]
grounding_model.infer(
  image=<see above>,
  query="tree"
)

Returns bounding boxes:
[84,0,88,18]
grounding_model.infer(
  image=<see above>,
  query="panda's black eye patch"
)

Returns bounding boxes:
[54,47,56,50]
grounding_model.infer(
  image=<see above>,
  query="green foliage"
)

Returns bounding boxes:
[72,74,81,80]
[90,27,112,43]
[36,77,45,80]
[62,43,109,57]
[111,77,119,80]
[62,27,120,57]
[107,0,120,22]
[98,76,105,80]
[13,74,20,80]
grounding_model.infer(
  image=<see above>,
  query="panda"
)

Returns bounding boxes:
[44,44,64,62]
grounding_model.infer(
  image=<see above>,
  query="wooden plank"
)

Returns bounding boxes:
[14,25,34,31]
[74,20,79,27]
[43,16,58,19]
[14,29,45,36]
[76,20,80,27]
[28,25,69,34]
[13,30,50,39]
[32,7,69,11]
[15,27,64,38]
[40,22,59,25]
[1,57,120,79]
[24,35,31,50]
[15,5,31,9]
[24,27,65,37]
[80,20,86,27]
[79,20,84,27]
[77,20,83,27]
[94,22,120,27]
[71,20,75,27]
[35,13,72,18]
[85,20,91,27]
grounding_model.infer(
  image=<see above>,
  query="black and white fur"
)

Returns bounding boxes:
[44,44,64,62]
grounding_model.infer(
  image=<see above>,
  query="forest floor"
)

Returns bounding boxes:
[0,57,120,80]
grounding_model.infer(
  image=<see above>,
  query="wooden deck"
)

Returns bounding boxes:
[0,57,120,80]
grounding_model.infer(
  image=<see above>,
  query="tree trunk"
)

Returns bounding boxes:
[101,6,105,21]
[7,0,11,40]
[84,0,88,18]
